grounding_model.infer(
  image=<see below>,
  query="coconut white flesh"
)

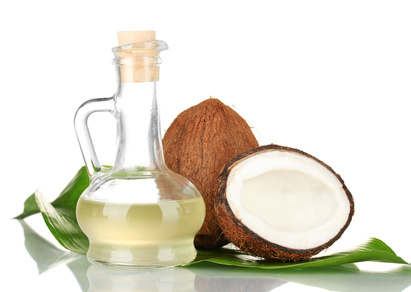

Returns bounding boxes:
[226,150,351,250]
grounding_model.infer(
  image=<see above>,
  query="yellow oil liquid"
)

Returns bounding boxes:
[76,197,205,267]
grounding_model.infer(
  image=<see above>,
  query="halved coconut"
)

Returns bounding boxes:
[216,145,354,261]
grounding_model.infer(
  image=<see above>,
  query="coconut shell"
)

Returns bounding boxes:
[163,98,259,248]
[216,144,355,261]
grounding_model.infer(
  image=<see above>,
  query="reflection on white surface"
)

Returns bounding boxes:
[87,265,196,292]
[19,219,82,274]
[188,262,411,292]
[191,263,286,291]
[16,219,411,292]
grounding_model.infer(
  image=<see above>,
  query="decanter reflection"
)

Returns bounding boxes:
[74,31,205,268]
[87,265,197,292]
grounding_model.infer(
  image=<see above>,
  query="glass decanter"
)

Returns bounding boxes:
[74,31,205,268]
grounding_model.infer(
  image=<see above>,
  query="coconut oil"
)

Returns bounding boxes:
[77,196,205,267]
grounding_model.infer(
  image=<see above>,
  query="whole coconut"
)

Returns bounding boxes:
[163,98,259,248]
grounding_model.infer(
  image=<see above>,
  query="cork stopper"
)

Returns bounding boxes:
[116,30,159,83]
[117,31,156,45]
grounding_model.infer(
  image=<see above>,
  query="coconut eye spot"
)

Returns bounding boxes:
[240,169,338,233]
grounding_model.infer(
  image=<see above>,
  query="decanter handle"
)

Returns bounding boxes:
[74,97,115,178]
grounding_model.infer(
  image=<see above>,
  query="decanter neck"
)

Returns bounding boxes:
[109,39,168,175]
[112,81,166,174]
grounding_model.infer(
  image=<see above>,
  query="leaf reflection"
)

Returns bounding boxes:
[17,219,90,291]
[18,219,411,292]
[188,262,411,292]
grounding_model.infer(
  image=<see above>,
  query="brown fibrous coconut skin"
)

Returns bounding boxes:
[163,98,259,248]
[216,144,355,261]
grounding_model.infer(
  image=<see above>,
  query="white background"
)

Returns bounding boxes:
[1,0,411,291]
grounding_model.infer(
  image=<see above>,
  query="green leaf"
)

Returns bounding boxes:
[52,166,90,211]
[188,238,409,269]
[34,189,89,254]
[14,166,411,269]
[14,167,90,254]
[14,167,89,219]
[14,193,39,219]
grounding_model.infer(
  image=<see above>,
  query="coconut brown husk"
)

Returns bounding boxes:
[163,98,259,248]
[216,144,355,261]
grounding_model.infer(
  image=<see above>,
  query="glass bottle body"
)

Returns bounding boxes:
[76,173,205,267]
[74,40,205,267]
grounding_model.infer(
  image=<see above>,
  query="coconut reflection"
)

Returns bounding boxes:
[193,265,285,291]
